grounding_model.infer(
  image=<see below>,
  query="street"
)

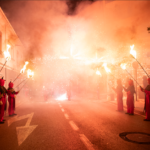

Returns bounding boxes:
[0,98,150,150]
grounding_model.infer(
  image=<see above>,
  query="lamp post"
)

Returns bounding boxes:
[132,61,139,101]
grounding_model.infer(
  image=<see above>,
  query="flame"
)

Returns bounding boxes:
[120,63,127,70]
[4,44,11,61]
[20,61,29,73]
[96,68,101,76]
[102,63,111,73]
[56,93,68,101]
[27,69,34,78]
[130,45,136,58]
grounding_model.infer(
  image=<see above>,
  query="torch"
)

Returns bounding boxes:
[19,69,34,91]
[0,45,11,72]
[130,45,150,78]
[15,78,28,88]
[102,63,117,79]
[120,63,141,86]
[13,61,29,83]
[96,68,102,76]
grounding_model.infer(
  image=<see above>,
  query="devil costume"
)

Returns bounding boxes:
[124,79,135,115]
[112,79,123,111]
[140,78,150,121]
[7,82,19,116]
[0,79,5,123]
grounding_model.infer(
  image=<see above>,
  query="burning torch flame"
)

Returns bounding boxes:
[4,44,11,61]
[130,45,136,58]
[20,61,29,73]
[102,63,111,73]
[120,63,127,70]
[27,69,34,78]
[96,68,101,76]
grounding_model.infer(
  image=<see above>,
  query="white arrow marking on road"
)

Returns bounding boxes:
[8,113,34,127]
[69,121,79,131]
[8,113,38,146]
[16,125,38,146]
[61,108,64,112]
[64,113,69,119]
[80,134,95,150]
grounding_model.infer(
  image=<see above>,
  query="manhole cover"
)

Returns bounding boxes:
[119,132,150,144]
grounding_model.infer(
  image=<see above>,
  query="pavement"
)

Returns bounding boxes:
[0,97,150,150]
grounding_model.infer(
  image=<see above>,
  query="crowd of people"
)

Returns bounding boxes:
[0,78,19,124]
[111,77,150,121]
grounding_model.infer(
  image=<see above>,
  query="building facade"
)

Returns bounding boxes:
[0,7,25,88]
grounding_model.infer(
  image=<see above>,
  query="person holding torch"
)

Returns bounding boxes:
[0,79,5,124]
[7,82,19,116]
[140,78,150,121]
[111,79,124,111]
[123,79,136,115]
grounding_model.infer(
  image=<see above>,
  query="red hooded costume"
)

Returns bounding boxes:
[7,82,19,116]
[141,78,150,120]
[112,79,123,111]
[0,79,5,122]
[124,79,135,115]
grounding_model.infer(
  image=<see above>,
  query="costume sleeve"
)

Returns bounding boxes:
[112,87,117,93]
[7,90,14,98]
[144,90,150,95]
[124,87,129,92]
[14,91,19,95]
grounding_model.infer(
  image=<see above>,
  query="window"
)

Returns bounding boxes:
[0,32,2,55]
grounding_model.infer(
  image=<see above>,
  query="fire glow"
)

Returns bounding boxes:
[56,93,68,101]
[4,44,11,61]
[96,68,101,76]
[120,63,127,70]
[130,45,136,58]
[27,69,34,78]
[102,63,111,73]
[20,61,29,73]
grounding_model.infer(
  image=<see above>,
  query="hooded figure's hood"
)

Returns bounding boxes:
[9,82,14,88]
[1,79,5,86]
[0,79,3,86]
[128,79,133,86]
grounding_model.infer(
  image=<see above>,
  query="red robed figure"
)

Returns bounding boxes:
[0,79,5,123]
[140,78,150,121]
[124,79,135,115]
[7,82,19,116]
[112,79,123,111]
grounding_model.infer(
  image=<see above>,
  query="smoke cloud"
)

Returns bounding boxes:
[0,0,150,99]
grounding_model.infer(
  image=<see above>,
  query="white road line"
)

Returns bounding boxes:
[80,134,95,150]
[64,113,69,119]
[61,108,65,112]
[69,121,79,131]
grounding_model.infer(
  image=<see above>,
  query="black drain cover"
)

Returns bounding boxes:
[119,132,150,144]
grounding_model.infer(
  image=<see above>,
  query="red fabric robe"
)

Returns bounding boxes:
[113,85,123,111]
[7,82,19,115]
[142,90,150,120]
